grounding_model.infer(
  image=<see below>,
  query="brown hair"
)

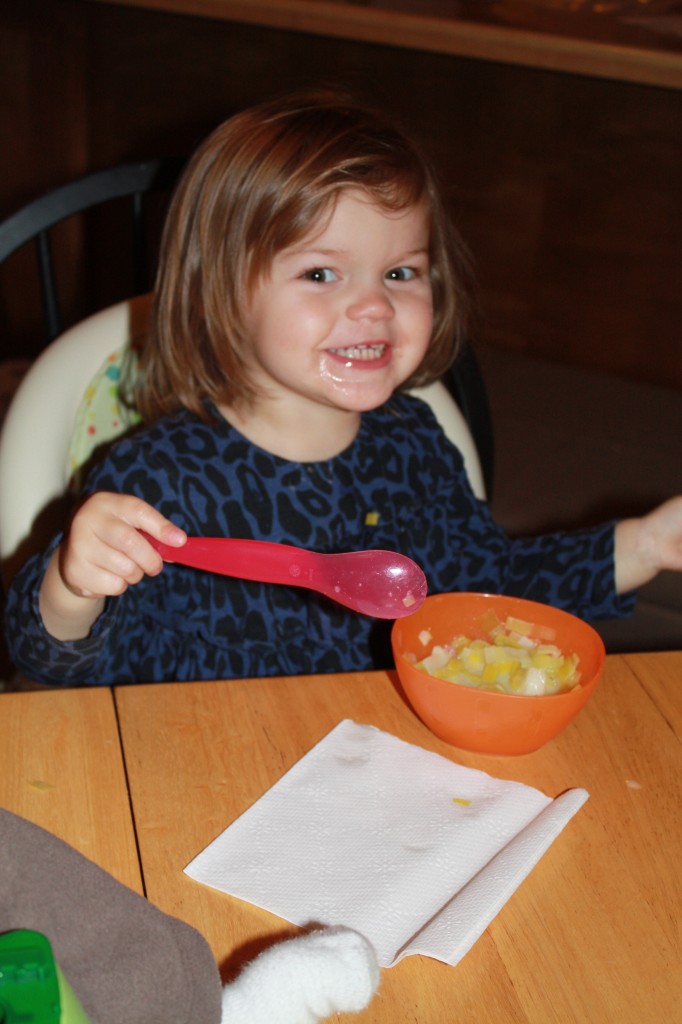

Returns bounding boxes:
[138,90,471,421]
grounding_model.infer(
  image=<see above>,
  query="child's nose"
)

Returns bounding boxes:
[346,286,395,322]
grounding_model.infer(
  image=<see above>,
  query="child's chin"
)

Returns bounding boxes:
[324,379,396,412]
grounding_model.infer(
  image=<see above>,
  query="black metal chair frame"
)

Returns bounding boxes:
[0,158,185,344]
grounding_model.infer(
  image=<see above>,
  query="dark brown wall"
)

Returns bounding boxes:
[2,0,681,388]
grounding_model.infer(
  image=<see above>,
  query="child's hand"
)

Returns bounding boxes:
[59,492,186,599]
[39,492,186,641]
[615,496,682,594]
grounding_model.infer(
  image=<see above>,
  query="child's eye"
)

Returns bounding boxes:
[301,267,337,283]
[386,266,418,282]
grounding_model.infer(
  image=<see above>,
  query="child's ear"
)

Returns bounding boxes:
[220,925,379,1024]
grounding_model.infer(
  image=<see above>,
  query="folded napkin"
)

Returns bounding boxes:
[185,720,588,968]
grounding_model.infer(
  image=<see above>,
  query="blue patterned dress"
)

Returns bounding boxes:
[5,394,633,685]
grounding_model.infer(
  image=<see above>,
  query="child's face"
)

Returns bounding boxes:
[242,190,433,416]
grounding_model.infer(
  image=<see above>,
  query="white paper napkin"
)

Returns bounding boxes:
[185,720,588,968]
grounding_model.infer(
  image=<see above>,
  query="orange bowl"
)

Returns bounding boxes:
[391,593,605,756]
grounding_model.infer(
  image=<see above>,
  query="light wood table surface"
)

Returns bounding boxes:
[0,686,142,893]
[2,650,680,1021]
[88,0,682,89]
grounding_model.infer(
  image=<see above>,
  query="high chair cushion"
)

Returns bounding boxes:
[68,341,142,491]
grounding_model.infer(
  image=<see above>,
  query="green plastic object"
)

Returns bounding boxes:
[0,930,91,1023]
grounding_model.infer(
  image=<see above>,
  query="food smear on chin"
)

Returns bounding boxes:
[408,611,581,696]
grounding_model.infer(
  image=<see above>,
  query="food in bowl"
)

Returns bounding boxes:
[391,593,605,755]
[411,611,581,696]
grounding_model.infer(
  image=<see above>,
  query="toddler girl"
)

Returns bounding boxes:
[6,91,682,685]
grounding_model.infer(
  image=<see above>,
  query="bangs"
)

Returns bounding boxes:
[244,157,430,289]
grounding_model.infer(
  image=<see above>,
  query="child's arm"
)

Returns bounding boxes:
[38,491,186,642]
[614,496,682,594]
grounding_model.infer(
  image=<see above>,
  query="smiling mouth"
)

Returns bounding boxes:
[328,344,387,361]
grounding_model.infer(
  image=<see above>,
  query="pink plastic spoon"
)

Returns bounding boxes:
[142,533,427,618]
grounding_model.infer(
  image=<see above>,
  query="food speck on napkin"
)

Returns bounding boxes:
[185,720,588,968]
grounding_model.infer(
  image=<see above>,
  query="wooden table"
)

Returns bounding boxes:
[0,686,143,893]
[89,0,682,89]
[2,651,681,1021]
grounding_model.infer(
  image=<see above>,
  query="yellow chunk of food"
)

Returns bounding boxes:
[505,615,533,636]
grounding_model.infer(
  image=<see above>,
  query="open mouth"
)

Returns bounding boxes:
[328,343,387,362]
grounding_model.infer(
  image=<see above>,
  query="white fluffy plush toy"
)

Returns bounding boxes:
[220,925,380,1023]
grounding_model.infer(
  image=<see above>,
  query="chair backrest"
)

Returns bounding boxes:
[0,158,184,346]
[410,382,485,500]
[0,295,152,586]
[0,294,486,587]
[442,342,494,499]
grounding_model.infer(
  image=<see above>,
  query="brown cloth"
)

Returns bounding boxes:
[0,808,222,1024]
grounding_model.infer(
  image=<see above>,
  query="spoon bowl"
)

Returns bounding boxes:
[142,534,427,619]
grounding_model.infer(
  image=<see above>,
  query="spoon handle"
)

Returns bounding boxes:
[142,534,316,587]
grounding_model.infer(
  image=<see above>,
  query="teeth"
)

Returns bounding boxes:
[330,344,386,361]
